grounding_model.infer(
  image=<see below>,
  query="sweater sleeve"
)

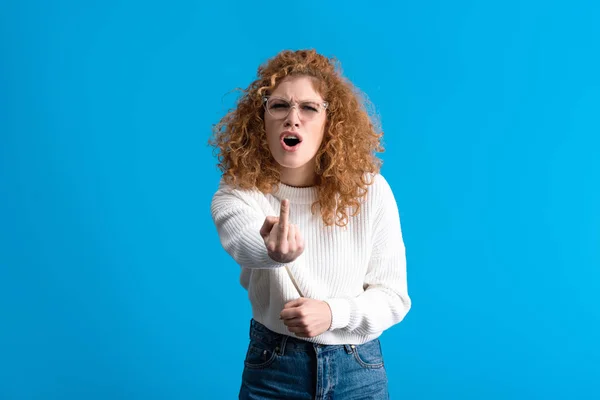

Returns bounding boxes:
[325,175,411,335]
[210,180,289,270]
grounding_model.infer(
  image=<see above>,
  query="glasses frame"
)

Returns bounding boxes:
[262,96,329,120]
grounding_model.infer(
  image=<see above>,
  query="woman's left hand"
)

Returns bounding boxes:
[280,298,332,338]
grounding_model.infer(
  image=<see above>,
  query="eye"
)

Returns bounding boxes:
[301,103,319,113]
[270,100,290,110]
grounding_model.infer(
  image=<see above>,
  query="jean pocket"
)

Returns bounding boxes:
[352,339,385,369]
[244,340,279,369]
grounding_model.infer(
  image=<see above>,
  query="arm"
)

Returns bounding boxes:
[210,181,299,269]
[325,175,411,336]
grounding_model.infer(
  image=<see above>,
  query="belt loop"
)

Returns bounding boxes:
[344,344,355,354]
[277,335,289,356]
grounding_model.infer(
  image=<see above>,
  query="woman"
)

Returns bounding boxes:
[210,49,411,399]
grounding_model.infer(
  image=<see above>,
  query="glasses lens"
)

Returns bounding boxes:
[266,98,291,119]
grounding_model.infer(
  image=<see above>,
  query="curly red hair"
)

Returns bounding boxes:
[210,49,384,227]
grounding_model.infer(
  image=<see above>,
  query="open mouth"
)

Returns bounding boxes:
[280,132,303,151]
[283,137,301,147]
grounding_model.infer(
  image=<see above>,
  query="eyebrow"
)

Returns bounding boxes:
[270,96,324,103]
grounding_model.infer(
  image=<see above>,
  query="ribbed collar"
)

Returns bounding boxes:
[272,183,319,205]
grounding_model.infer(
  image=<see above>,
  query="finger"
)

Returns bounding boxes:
[287,224,296,250]
[260,216,279,239]
[283,298,304,310]
[280,307,302,320]
[279,199,289,235]
[265,230,277,252]
[274,222,289,254]
[282,317,306,328]
[268,222,282,248]
[295,226,304,252]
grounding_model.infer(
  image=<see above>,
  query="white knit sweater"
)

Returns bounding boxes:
[210,173,411,345]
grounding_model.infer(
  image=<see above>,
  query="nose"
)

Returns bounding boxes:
[284,106,301,128]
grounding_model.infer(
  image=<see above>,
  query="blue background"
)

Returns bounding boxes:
[1,1,599,399]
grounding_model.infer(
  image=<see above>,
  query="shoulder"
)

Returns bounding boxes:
[366,173,395,198]
[211,177,274,216]
[370,173,390,188]
[211,178,251,209]
[363,173,400,215]
[212,178,260,200]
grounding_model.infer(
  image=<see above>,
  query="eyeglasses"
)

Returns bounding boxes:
[263,96,328,121]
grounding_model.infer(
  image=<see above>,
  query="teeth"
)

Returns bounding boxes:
[285,136,299,139]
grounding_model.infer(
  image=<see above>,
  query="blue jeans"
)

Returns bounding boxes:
[239,319,389,399]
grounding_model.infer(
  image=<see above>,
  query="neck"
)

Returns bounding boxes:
[279,161,317,187]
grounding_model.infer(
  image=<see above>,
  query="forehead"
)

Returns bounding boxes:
[271,76,323,100]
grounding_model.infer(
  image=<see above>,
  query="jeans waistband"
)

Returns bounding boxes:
[249,319,355,355]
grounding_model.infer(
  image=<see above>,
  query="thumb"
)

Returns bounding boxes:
[260,216,279,239]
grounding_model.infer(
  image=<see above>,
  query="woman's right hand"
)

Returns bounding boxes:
[260,199,305,263]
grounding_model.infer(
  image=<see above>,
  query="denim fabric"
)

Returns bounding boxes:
[239,319,389,400]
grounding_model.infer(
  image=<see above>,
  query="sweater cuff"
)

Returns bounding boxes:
[324,298,352,331]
